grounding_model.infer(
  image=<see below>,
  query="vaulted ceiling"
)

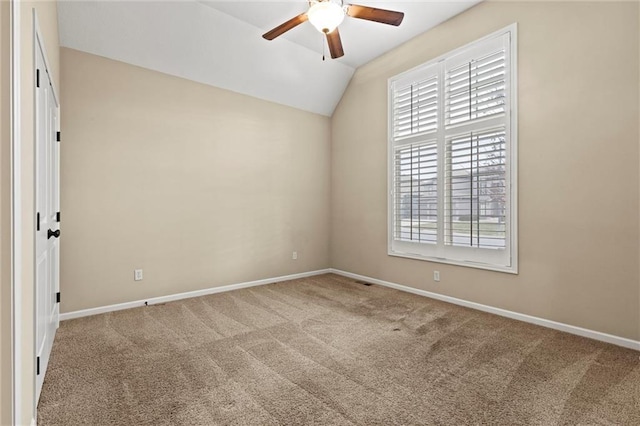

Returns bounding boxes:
[57,1,481,116]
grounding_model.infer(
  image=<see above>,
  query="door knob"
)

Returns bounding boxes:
[47,229,60,239]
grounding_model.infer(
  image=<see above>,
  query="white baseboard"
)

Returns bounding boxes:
[330,269,640,351]
[60,267,639,351]
[60,269,331,321]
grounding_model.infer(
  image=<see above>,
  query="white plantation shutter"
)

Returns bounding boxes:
[389,25,517,272]
[444,129,507,249]
[392,76,438,139]
[446,49,506,126]
[393,142,438,244]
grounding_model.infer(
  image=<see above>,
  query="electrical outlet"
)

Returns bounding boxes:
[433,271,440,282]
[134,269,143,281]
[292,251,298,260]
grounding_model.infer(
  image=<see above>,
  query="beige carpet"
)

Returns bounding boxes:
[38,273,639,425]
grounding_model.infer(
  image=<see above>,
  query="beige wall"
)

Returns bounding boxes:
[19,0,60,423]
[59,48,331,313]
[331,1,640,341]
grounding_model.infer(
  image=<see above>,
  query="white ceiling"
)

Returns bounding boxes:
[58,1,481,116]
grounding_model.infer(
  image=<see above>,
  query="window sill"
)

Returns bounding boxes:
[388,249,518,274]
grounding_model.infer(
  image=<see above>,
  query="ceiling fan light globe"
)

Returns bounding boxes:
[307,0,345,34]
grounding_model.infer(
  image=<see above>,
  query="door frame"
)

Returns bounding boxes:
[10,0,22,425]
[31,9,60,422]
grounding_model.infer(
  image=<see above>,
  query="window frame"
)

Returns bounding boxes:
[387,24,518,274]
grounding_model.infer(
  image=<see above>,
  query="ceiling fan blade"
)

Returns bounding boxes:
[346,4,404,26]
[326,28,344,59]
[262,13,308,40]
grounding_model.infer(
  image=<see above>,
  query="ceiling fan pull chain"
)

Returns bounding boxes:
[322,33,326,61]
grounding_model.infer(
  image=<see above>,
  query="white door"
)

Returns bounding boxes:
[34,31,60,403]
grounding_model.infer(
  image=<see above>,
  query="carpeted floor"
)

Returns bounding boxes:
[38,273,639,425]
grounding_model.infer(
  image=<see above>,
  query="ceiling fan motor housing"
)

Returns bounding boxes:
[307,0,346,34]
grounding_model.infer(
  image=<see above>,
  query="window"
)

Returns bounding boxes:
[388,25,517,273]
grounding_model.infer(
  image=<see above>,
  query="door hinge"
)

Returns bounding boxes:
[56,211,60,222]
[37,212,40,231]
[56,292,60,303]
[56,131,61,142]
[36,356,40,375]
[36,69,40,88]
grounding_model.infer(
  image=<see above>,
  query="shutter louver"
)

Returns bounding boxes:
[444,128,507,249]
[394,142,438,243]
[446,49,506,127]
[393,76,438,140]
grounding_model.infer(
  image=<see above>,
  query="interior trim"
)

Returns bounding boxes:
[59,269,332,321]
[59,267,639,351]
[10,0,22,424]
[330,269,640,351]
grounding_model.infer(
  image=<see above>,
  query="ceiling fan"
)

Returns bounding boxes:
[262,0,404,60]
